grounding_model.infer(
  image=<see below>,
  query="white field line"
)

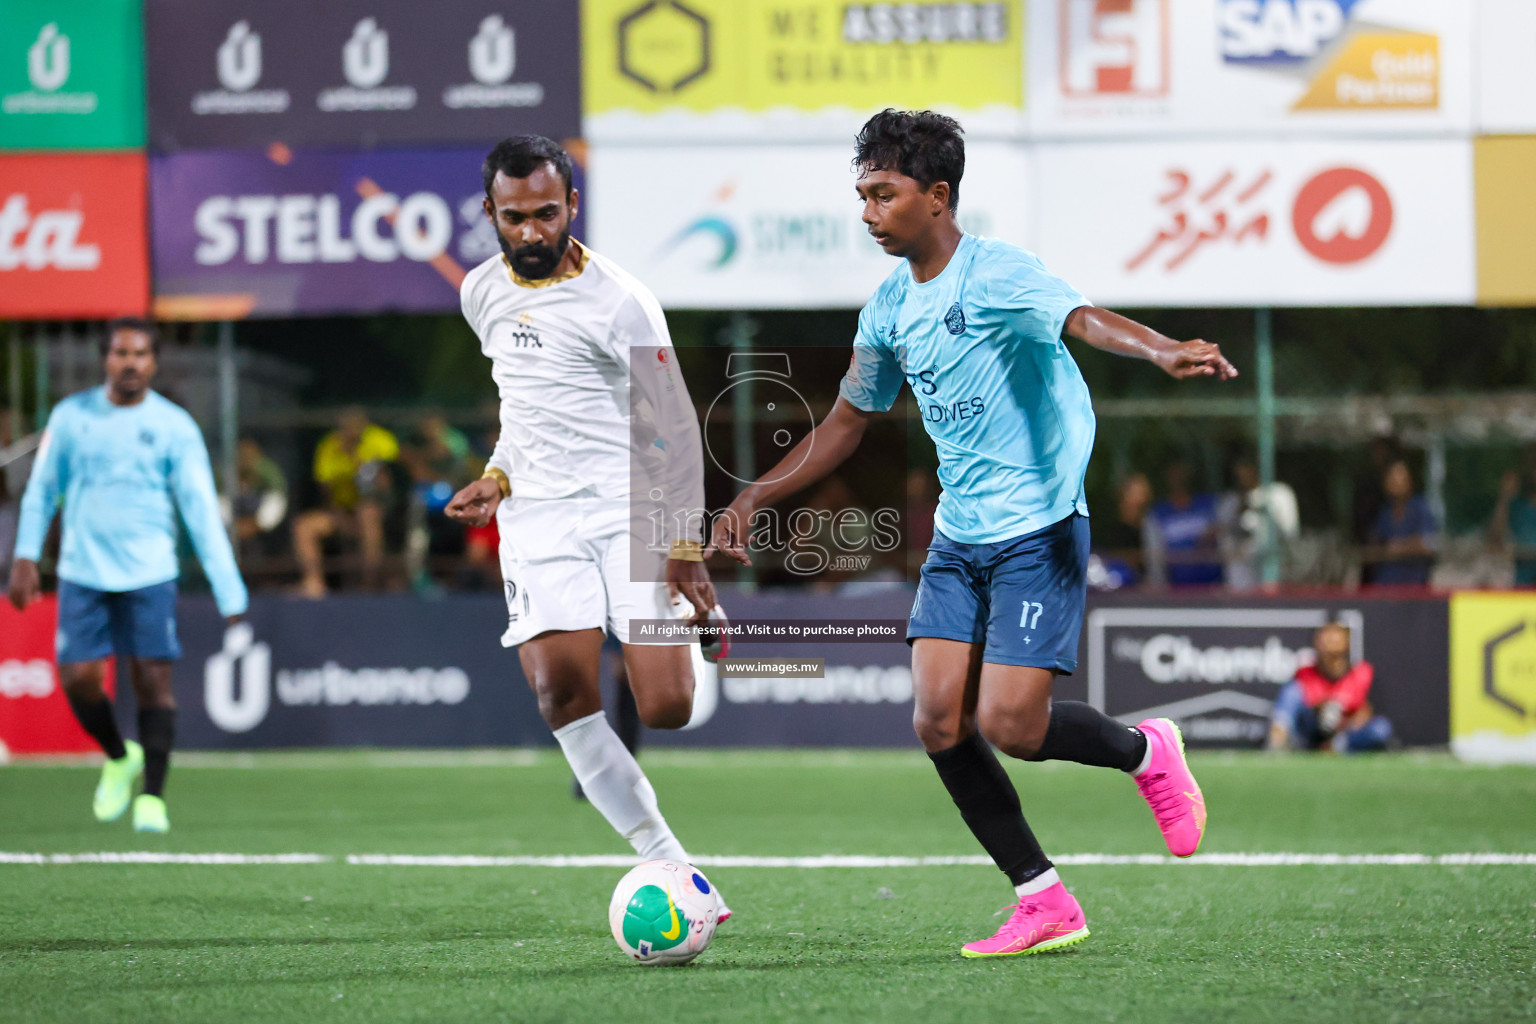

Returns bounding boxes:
[3,852,1536,867]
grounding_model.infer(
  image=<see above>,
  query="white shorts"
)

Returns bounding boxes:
[496,495,681,647]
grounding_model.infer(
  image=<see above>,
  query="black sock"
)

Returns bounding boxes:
[1029,701,1147,772]
[615,680,641,756]
[138,708,176,798]
[65,692,126,760]
[929,733,1052,886]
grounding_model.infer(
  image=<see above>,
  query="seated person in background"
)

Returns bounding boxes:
[1219,458,1299,592]
[1091,472,1150,588]
[1144,460,1223,587]
[402,412,480,591]
[1488,448,1536,587]
[1268,620,1392,753]
[292,407,399,598]
[225,439,288,556]
[1367,458,1437,586]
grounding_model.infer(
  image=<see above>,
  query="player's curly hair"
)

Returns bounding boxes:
[102,317,161,356]
[852,109,965,212]
[483,135,574,200]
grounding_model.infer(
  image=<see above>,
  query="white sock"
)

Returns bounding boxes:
[1015,867,1062,898]
[552,711,690,862]
[1129,728,1155,776]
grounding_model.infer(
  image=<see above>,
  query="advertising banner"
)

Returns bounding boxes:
[0,153,150,319]
[150,147,585,319]
[163,589,917,751]
[1475,137,1536,307]
[145,0,580,152]
[1476,0,1536,134]
[1082,595,1449,749]
[582,0,1024,142]
[588,142,1029,309]
[1450,593,1536,763]
[1027,0,1472,138]
[0,0,145,151]
[0,598,117,757]
[9,589,1455,754]
[1029,138,1474,307]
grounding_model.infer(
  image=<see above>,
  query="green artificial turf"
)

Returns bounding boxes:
[1,750,1533,1023]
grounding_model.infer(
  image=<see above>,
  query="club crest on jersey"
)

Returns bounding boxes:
[944,303,966,335]
[139,430,156,446]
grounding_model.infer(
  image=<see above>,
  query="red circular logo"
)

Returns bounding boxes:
[1292,167,1393,265]
[657,349,669,363]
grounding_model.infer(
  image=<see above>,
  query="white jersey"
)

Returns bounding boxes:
[459,241,706,545]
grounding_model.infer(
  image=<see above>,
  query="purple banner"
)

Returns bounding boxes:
[150,146,586,317]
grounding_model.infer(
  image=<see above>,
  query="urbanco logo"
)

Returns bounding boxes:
[28,22,69,92]
[3,22,96,115]
[344,17,389,88]
[443,14,544,110]
[217,21,261,92]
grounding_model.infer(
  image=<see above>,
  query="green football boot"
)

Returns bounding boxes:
[93,741,143,822]
[132,794,169,834]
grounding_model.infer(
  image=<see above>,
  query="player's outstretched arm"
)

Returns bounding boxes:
[1064,306,1238,381]
[707,397,872,566]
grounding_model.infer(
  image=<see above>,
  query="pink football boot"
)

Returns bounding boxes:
[1134,718,1207,857]
[960,881,1090,958]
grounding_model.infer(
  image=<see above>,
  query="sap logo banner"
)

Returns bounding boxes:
[1219,0,1437,110]
[203,623,470,734]
[1087,608,1363,747]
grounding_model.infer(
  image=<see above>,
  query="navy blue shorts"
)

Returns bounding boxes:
[56,579,181,665]
[907,513,1089,673]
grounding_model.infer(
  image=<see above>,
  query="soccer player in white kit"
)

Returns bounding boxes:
[446,137,727,915]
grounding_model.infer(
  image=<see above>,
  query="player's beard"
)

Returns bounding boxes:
[502,225,572,280]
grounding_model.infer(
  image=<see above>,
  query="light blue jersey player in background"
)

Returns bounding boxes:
[714,110,1237,958]
[8,319,248,833]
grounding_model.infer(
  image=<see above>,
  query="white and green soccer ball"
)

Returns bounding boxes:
[609,859,719,965]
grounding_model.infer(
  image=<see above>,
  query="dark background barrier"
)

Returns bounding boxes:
[97,587,1451,751]
[145,0,579,151]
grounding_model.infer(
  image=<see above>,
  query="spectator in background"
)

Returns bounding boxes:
[225,439,288,557]
[1268,620,1392,753]
[1367,457,1437,586]
[1488,449,1536,587]
[1090,472,1151,588]
[1144,461,1223,587]
[402,412,480,592]
[292,407,399,598]
[1219,458,1299,591]
[1352,435,1400,585]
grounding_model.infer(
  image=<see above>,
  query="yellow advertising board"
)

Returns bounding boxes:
[1450,592,1536,762]
[1475,136,1536,307]
[583,0,1023,136]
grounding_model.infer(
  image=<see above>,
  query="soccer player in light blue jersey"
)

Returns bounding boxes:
[713,111,1238,958]
[8,319,248,833]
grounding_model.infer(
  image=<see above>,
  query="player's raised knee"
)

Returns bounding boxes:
[636,680,693,730]
[978,706,1048,760]
[913,707,966,752]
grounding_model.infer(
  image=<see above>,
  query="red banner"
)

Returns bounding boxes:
[0,596,116,757]
[0,153,149,318]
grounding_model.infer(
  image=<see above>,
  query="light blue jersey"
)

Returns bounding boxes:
[840,234,1094,545]
[14,387,249,617]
